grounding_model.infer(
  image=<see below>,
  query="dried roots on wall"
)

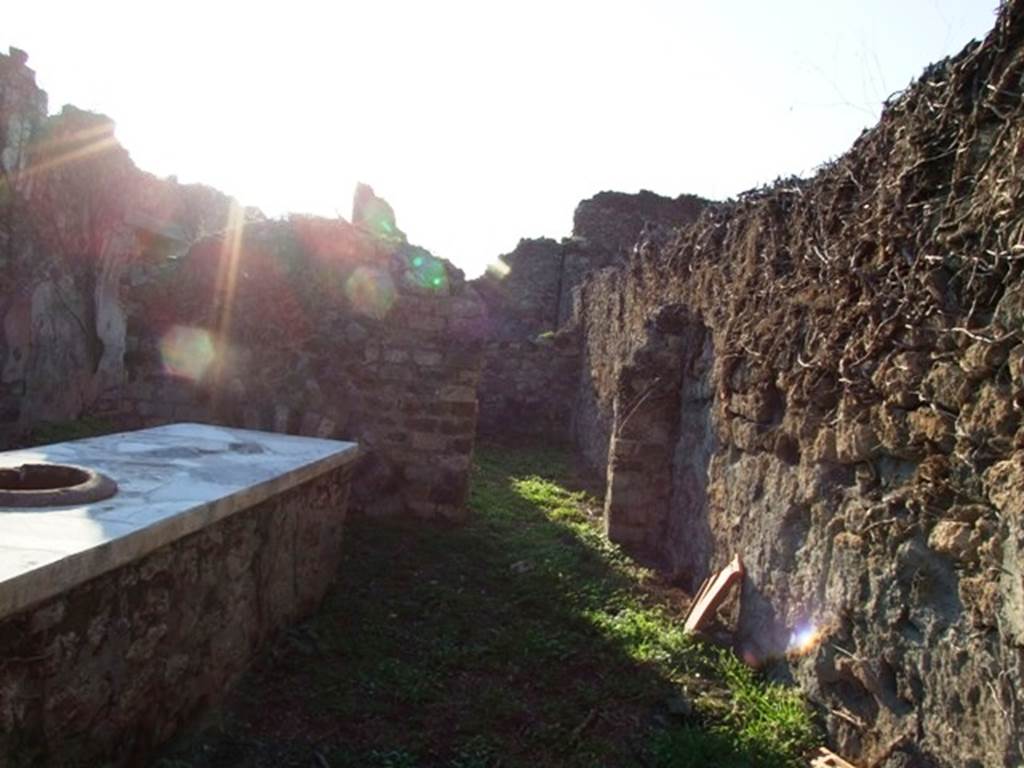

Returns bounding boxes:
[573,5,1024,766]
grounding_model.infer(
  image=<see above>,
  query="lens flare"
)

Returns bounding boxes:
[486,260,511,278]
[363,203,398,239]
[345,266,396,319]
[213,203,247,349]
[402,248,449,292]
[787,621,823,656]
[159,326,216,381]
[21,121,120,180]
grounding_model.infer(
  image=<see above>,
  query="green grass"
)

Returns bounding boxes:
[157,441,817,767]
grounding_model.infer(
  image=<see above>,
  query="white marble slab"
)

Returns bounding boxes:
[0,423,360,619]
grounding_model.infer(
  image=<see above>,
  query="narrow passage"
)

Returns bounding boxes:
[158,442,816,768]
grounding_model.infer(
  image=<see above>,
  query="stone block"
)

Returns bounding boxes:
[729,388,780,424]
[921,361,971,411]
[438,384,477,403]
[994,282,1024,333]
[871,352,927,408]
[961,339,1012,380]
[439,418,472,436]
[410,432,447,451]
[907,407,956,452]
[1008,344,1024,385]
[957,383,1016,445]
[730,418,763,452]
[835,420,879,463]
[871,402,922,459]
[928,520,974,560]
[413,349,443,367]
[414,316,446,333]
[408,417,439,431]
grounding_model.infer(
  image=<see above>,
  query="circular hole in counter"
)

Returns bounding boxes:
[0,464,118,508]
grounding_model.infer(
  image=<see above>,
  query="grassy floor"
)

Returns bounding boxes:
[157,442,816,768]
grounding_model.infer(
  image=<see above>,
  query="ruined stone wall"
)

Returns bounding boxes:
[477,329,580,440]
[574,265,631,475]
[0,52,484,520]
[473,191,709,443]
[0,463,352,768]
[573,8,1024,766]
[474,238,565,340]
[0,49,244,438]
[471,238,586,442]
[571,189,709,260]
[110,217,484,520]
[0,48,45,183]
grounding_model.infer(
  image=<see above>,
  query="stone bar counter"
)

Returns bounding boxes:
[0,423,359,766]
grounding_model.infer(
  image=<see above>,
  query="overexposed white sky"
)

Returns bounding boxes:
[4,1,999,276]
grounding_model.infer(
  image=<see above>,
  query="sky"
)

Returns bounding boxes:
[4,1,1000,277]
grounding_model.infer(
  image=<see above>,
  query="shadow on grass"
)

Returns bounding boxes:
[155,441,814,768]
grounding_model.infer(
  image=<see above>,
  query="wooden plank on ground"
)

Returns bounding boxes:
[808,746,858,767]
[682,553,744,634]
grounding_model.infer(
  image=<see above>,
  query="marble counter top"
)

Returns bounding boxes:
[0,423,359,618]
